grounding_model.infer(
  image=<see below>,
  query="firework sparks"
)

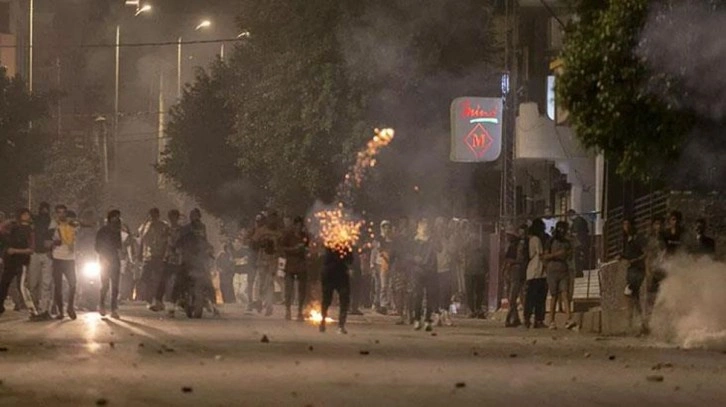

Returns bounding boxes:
[313,128,395,256]
[348,128,394,188]
[314,208,364,256]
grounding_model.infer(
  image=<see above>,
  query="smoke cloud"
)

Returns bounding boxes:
[651,255,726,351]
[639,3,726,121]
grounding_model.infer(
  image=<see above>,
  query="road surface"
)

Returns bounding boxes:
[1,304,725,406]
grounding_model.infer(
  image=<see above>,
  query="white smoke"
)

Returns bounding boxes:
[651,255,726,350]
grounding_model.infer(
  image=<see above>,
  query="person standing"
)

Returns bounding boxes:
[392,218,413,324]
[664,211,683,256]
[504,224,528,328]
[250,211,282,316]
[370,220,395,315]
[216,243,237,304]
[27,203,54,321]
[281,216,309,321]
[162,209,183,312]
[0,209,34,317]
[692,218,716,258]
[138,208,170,311]
[463,223,487,320]
[410,219,439,332]
[620,218,646,334]
[434,218,454,326]
[51,205,78,320]
[543,221,575,330]
[95,210,123,319]
[319,247,353,334]
[524,218,547,329]
[644,216,666,328]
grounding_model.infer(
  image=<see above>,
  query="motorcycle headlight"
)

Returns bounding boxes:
[83,261,101,279]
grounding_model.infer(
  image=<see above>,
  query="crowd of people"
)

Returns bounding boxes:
[0,203,214,321]
[1,201,717,337]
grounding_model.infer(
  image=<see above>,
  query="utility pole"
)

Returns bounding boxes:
[157,72,165,188]
[27,0,34,209]
[500,0,518,224]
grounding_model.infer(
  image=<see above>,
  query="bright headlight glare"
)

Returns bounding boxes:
[83,261,101,279]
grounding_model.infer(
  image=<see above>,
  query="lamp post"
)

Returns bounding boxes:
[178,20,212,98]
[114,3,151,181]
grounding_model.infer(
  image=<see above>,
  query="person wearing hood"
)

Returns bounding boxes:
[27,202,54,321]
[95,210,123,319]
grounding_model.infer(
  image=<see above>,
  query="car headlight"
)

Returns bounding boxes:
[83,261,101,279]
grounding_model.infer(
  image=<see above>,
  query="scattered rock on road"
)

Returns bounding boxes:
[182,386,193,393]
[308,345,314,352]
[261,335,270,343]
[359,350,370,355]
[455,382,466,388]
[609,355,616,361]
[646,375,665,382]
[215,355,223,361]
[584,353,591,358]
[509,353,518,358]
[109,342,115,349]
[0,347,8,352]
[96,398,108,406]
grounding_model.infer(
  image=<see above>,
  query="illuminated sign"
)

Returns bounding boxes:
[450,97,503,162]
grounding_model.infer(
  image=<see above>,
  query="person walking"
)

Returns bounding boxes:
[281,216,309,321]
[95,210,123,319]
[370,220,396,315]
[463,223,487,320]
[319,247,353,334]
[27,203,54,321]
[138,208,170,311]
[51,205,78,320]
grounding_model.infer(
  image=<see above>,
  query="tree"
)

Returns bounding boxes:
[160,0,501,219]
[157,62,260,221]
[557,0,696,179]
[0,67,48,212]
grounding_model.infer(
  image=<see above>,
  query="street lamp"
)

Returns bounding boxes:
[135,4,152,16]
[220,31,251,60]
[178,20,212,98]
[114,2,151,181]
[195,20,212,31]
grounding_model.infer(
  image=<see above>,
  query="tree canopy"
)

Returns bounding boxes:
[159,0,501,220]
[558,0,726,181]
[0,67,48,212]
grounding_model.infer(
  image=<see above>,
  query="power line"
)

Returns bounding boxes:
[0,37,246,49]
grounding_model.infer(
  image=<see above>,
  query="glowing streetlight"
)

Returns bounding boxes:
[237,31,251,38]
[178,20,213,98]
[195,20,212,31]
[134,4,152,16]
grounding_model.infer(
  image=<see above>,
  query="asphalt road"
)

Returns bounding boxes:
[1,304,726,406]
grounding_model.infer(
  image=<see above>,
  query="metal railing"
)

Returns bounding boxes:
[604,191,669,260]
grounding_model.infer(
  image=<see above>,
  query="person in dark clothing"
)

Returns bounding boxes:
[505,224,528,327]
[692,218,716,258]
[281,216,309,321]
[163,209,183,312]
[524,218,547,329]
[320,247,353,334]
[620,218,646,334]
[464,224,487,320]
[349,248,365,316]
[664,210,683,256]
[27,202,53,321]
[410,219,439,331]
[216,243,237,304]
[175,209,215,318]
[96,210,123,318]
[0,209,34,316]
